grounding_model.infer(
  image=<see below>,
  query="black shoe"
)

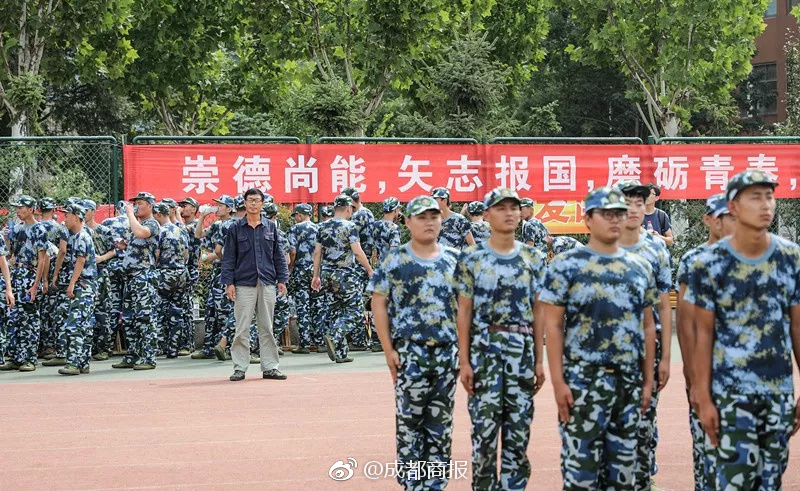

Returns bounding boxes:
[291,347,310,354]
[370,345,384,353]
[213,345,227,361]
[349,345,369,352]
[262,369,287,380]
[323,335,336,362]
[335,357,354,364]
[229,370,245,381]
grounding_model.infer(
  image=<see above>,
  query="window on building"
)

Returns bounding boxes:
[751,63,778,116]
[766,0,777,17]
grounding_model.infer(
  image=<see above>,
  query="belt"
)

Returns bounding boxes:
[405,338,450,348]
[488,325,533,335]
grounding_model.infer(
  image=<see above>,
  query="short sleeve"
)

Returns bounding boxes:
[643,266,659,308]
[456,252,475,299]
[683,255,715,311]
[146,220,160,239]
[655,248,673,293]
[521,221,533,244]
[389,227,401,249]
[288,227,298,252]
[537,256,571,306]
[367,259,391,296]
[662,210,672,232]
[348,224,359,244]
[531,250,547,292]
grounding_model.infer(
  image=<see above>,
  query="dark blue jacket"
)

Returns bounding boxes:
[220,217,289,287]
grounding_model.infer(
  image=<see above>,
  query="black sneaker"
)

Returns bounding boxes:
[370,345,384,353]
[262,369,287,380]
[323,335,336,362]
[291,347,310,354]
[335,357,354,364]
[213,345,227,361]
[230,370,246,381]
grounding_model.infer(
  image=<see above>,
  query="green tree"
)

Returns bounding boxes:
[563,0,769,138]
[0,0,137,136]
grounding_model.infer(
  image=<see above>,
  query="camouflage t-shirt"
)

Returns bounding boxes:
[522,218,549,254]
[371,219,401,264]
[684,234,800,396]
[277,228,290,256]
[552,236,583,256]
[87,223,114,271]
[157,222,188,270]
[121,218,160,272]
[316,218,359,270]
[367,243,459,344]
[183,220,203,271]
[102,215,130,272]
[457,241,547,331]
[676,243,708,286]
[620,231,673,329]
[469,221,492,244]
[539,246,659,372]
[438,213,471,250]
[10,221,40,267]
[61,228,97,281]
[288,221,318,271]
[351,207,375,259]
[33,219,67,251]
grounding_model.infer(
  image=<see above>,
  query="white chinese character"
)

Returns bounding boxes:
[330,154,366,193]
[383,462,400,479]
[606,154,641,186]
[232,155,272,194]
[426,462,447,480]
[406,461,425,481]
[700,154,734,190]
[182,155,219,194]
[495,156,531,191]
[653,156,689,191]
[449,461,468,480]
[747,153,778,180]
[543,156,576,192]
[285,155,318,193]
[446,155,483,192]
[398,155,433,192]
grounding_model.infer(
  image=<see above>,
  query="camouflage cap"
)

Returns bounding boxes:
[483,187,521,209]
[38,197,57,211]
[431,187,450,200]
[584,186,628,213]
[262,202,279,218]
[726,169,778,202]
[81,199,97,211]
[705,193,729,217]
[10,195,36,208]
[406,196,441,217]
[153,203,170,215]
[161,198,178,209]
[519,197,534,208]
[321,205,334,217]
[115,200,127,212]
[333,195,354,208]
[234,195,245,210]
[382,197,400,213]
[341,187,360,202]
[616,179,650,197]
[467,201,486,215]
[263,193,274,204]
[213,194,235,209]
[63,203,86,220]
[64,197,81,207]
[178,197,200,208]
[129,191,156,204]
[291,203,313,216]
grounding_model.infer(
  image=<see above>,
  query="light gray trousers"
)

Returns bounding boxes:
[232,282,279,373]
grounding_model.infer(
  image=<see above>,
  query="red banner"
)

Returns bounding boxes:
[123,144,800,205]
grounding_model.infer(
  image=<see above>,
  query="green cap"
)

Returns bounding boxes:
[178,197,200,208]
[519,197,534,208]
[38,197,57,211]
[129,191,156,204]
[292,203,313,216]
[161,198,178,209]
[726,169,778,202]
[382,197,400,213]
[483,187,521,209]
[11,195,36,208]
[405,196,441,217]
[153,203,170,215]
[584,186,629,213]
[333,195,354,208]
[467,201,486,215]
[262,202,278,218]
[63,203,86,220]
[321,205,334,217]
[431,187,450,200]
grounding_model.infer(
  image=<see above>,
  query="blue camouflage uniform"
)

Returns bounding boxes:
[102,212,130,350]
[0,238,10,359]
[271,227,291,347]
[61,219,97,371]
[371,219,402,264]
[316,214,363,361]
[34,217,67,354]
[348,205,374,347]
[551,236,582,257]
[119,213,160,367]
[156,219,188,358]
[368,236,460,491]
[182,219,202,352]
[684,234,800,490]
[522,217,548,254]
[88,214,115,358]
[288,217,322,349]
[468,221,491,244]
[540,244,658,489]
[437,213,471,250]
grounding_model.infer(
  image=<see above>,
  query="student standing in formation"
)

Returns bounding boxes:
[520,197,548,254]
[466,201,491,244]
[368,197,402,354]
[675,193,734,490]
[287,203,321,354]
[432,187,475,250]
[369,195,460,491]
[685,170,800,489]
[538,186,657,489]
[457,187,547,490]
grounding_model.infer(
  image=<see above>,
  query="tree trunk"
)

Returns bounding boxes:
[662,114,680,137]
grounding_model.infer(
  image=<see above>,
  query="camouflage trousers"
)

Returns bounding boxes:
[289,269,323,348]
[53,288,70,358]
[202,267,230,354]
[704,392,794,490]
[91,270,114,355]
[6,267,42,365]
[121,270,158,366]
[107,271,126,349]
[38,288,60,352]
[64,281,96,369]
[272,293,290,347]
[687,389,707,491]
[181,269,199,351]
[468,330,536,491]
[0,276,9,358]
[634,333,662,487]
[346,269,372,347]
[395,340,458,491]
[157,268,187,357]
[559,361,642,490]
[321,267,362,359]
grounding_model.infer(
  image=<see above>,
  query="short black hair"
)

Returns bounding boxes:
[646,184,661,197]
[243,188,264,201]
[622,189,649,202]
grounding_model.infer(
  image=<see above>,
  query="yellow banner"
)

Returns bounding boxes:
[534,201,588,235]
